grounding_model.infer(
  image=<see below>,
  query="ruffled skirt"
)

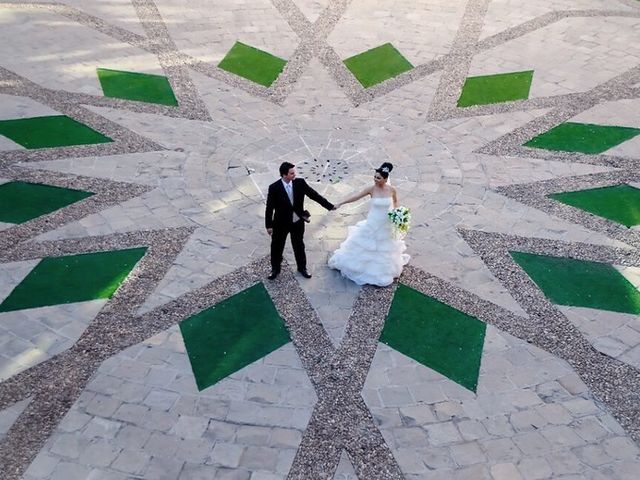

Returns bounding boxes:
[328,218,410,286]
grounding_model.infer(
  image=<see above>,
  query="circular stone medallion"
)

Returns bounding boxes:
[296,158,349,183]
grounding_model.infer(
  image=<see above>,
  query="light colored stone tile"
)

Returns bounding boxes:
[491,462,522,480]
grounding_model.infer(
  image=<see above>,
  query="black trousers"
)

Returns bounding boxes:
[270,220,306,271]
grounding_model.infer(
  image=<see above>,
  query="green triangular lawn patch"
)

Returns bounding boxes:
[179,283,291,390]
[97,68,178,106]
[0,115,113,149]
[0,181,93,224]
[343,43,413,88]
[380,284,486,392]
[0,247,147,312]
[218,41,287,87]
[524,122,640,154]
[511,251,640,314]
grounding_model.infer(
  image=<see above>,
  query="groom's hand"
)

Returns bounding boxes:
[266,228,273,236]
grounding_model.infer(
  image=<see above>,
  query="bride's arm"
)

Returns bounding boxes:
[335,187,372,208]
[392,187,399,208]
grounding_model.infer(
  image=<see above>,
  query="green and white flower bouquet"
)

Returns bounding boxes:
[388,206,411,238]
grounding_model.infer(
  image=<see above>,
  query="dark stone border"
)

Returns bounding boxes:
[0,165,152,255]
[129,0,211,120]
[0,67,166,165]
[3,1,638,108]
[0,227,196,479]
[474,66,640,168]
[458,228,640,442]
[496,169,640,249]
[284,282,404,479]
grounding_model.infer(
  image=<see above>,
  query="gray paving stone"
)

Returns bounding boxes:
[176,437,212,463]
[178,464,220,480]
[50,461,92,480]
[50,434,82,459]
[480,438,522,463]
[113,403,149,423]
[433,401,466,421]
[601,436,640,461]
[606,461,640,480]
[77,440,120,467]
[572,416,611,443]
[545,451,584,476]
[457,419,490,441]
[540,425,586,448]
[378,386,414,407]
[235,425,272,446]
[535,403,573,425]
[83,417,122,440]
[573,444,613,468]
[213,467,251,480]
[513,431,553,456]
[510,410,547,432]
[204,420,236,443]
[424,422,462,446]
[110,449,150,475]
[482,415,515,437]
[490,462,523,480]
[450,441,487,466]
[238,446,280,471]
[562,398,601,417]
[392,427,429,448]
[84,395,122,419]
[517,457,553,480]
[143,432,181,457]
[171,415,209,439]
[143,390,180,411]
[210,442,244,468]
[143,456,184,480]
[115,425,151,450]
[399,404,437,426]
[23,452,60,479]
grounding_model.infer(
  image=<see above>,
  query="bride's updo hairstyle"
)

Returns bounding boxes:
[375,162,393,179]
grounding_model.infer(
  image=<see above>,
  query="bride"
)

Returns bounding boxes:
[329,162,410,286]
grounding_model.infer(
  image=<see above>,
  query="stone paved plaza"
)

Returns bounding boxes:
[1,0,640,478]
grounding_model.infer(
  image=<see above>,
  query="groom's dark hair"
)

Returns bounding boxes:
[279,162,295,177]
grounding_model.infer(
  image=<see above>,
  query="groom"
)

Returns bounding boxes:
[265,162,335,280]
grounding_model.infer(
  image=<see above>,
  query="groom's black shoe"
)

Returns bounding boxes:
[268,269,280,280]
[298,269,312,279]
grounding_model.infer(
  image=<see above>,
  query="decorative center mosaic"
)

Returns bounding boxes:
[295,158,349,183]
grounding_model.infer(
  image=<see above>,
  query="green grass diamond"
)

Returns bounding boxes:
[0,247,147,312]
[524,122,640,154]
[380,285,486,392]
[0,115,113,149]
[97,68,179,106]
[218,41,287,87]
[343,43,413,88]
[511,251,640,314]
[179,283,291,391]
[548,184,640,228]
[0,181,93,224]
[457,70,533,107]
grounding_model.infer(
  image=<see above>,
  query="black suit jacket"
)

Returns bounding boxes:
[265,178,334,229]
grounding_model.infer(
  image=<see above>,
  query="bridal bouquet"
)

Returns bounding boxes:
[388,206,411,238]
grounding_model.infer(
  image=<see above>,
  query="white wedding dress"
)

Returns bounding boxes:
[328,196,410,286]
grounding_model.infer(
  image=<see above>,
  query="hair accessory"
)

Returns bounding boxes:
[381,167,389,173]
